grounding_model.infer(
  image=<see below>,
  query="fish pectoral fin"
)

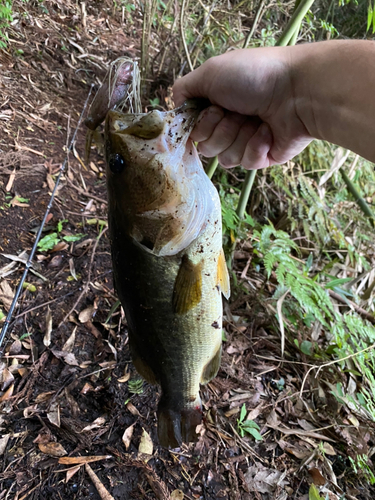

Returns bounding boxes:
[217,248,230,299]
[173,256,203,314]
[200,346,222,385]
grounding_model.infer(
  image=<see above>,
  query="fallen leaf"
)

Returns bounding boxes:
[10,196,29,207]
[62,327,77,353]
[82,417,106,432]
[308,467,326,486]
[0,384,14,401]
[126,402,141,417]
[118,368,130,383]
[48,255,63,268]
[79,306,96,324]
[35,391,55,403]
[46,173,56,191]
[245,466,288,493]
[138,428,153,461]
[0,280,14,311]
[322,443,336,456]
[171,490,184,500]
[51,241,69,252]
[69,258,77,281]
[33,431,52,444]
[0,434,10,455]
[47,401,60,427]
[38,442,67,457]
[80,382,94,395]
[44,307,53,347]
[122,423,135,451]
[66,465,81,483]
[0,367,14,391]
[90,161,99,173]
[84,320,101,338]
[51,349,79,366]
[18,367,28,377]
[58,455,112,465]
[105,340,117,359]
[9,339,22,355]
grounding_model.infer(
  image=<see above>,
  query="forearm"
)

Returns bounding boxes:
[291,40,375,162]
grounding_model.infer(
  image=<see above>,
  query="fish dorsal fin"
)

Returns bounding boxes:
[217,248,230,299]
[173,255,203,314]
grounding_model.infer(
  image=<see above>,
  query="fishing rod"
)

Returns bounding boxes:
[0,85,94,356]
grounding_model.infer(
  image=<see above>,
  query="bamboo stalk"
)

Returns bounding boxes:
[206,157,219,179]
[236,170,257,219]
[288,0,302,46]
[340,170,375,226]
[276,0,315,46]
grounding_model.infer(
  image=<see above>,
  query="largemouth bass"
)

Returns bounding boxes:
[105,100,230,447]
[86,59,230,447]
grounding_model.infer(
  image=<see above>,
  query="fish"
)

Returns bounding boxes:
[104,100,230,447]
[86,58,230,447]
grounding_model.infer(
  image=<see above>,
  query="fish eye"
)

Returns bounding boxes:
[108,153,126,174]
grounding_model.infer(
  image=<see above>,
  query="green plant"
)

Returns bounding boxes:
[0,0,12,49]
[37,220,84,252]
[237,404,263,440]
[349,454,375,484]
[128,378,144,395]
[253,223,335,325]
[367,1,375,33]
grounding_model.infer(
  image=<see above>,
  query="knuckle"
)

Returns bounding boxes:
[219,151,240,168]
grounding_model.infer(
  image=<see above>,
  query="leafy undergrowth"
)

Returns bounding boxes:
[0,1,374,500]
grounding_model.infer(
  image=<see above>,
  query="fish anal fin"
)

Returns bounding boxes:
[173,256,203,314]
[201,346,222,385]
[217,248,230,299]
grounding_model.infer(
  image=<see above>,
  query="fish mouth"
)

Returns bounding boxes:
[107,98,210,144]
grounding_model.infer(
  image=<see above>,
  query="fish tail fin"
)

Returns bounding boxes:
[157,400,202,448]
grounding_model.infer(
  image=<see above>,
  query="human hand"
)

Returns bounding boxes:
[173,47,313,170]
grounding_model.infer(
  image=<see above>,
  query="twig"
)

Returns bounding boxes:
[328,289,375,324]
[85,463,115,500]
[65,176,108,205]
[243,0,266,49]
[180,0,194,72]
[300,342,375,397]
[58,227,108,327]
[13,292,76,320]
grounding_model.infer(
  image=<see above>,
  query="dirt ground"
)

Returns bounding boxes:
[0,2,374,499]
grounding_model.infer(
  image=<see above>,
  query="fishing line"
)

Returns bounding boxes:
[0,85,94,355]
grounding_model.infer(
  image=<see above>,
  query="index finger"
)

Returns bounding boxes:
[172,60,217,106]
